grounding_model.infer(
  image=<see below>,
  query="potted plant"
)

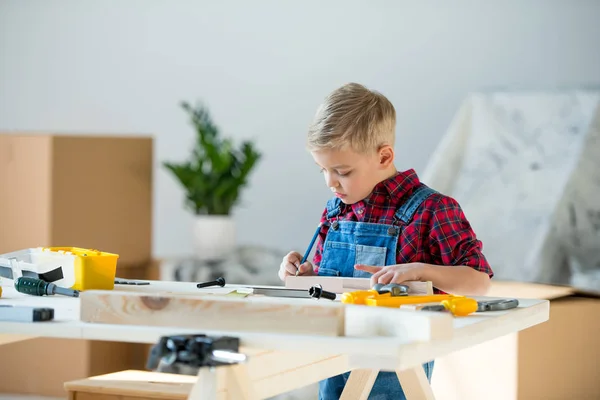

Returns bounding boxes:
[164,101,262,261]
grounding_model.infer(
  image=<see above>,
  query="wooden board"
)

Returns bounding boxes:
[79,289,455,342]
[80,290,345,337]
[285,276,433,295]
[485,280,576,300]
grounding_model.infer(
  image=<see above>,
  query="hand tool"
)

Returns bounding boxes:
[0,305,55,322]
[242,286,312,299]
[196,277,226,289]
[340,284,480,316]
[14,276,80,298]
[340,283,441,306]
[419,297,479,316]
[297,223,322,276]
[339,282,409,304]
[372,283,409,296]
[227,286,318,299]
[477,298,519,312]
[420,298,519,316]
[147,334,246,376]
[308,284,337,300]
[114,278,150,285]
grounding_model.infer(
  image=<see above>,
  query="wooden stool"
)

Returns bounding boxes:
[64,370,195,400]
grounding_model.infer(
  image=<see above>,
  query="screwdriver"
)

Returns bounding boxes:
[14,276,80,298]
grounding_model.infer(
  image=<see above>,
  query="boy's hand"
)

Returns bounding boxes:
[278,251,315,281]
[354,263,428,287]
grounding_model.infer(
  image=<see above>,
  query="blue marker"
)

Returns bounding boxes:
[297,223,322,275]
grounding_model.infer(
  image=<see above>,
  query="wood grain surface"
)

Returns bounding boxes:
[80,290,345,336]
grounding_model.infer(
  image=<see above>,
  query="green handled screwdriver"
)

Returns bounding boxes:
[14,276,80,298]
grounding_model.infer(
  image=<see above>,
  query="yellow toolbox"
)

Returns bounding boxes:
[0,247,119,291]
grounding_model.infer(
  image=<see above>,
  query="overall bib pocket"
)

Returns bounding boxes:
[320,241,355,276]
[354,244,387,278]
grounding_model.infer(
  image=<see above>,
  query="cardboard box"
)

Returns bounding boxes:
[0,133,154,397]
[431,281,600,400]
[0,133,153,267]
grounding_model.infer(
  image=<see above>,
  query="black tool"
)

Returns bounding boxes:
[477,299,519,312]
[196,277,226,289]
[14,276,79,298]
[308,284,337,300]
[146,334,246,375]
[372,283,409,296]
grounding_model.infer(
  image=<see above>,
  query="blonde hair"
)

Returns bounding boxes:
[307,83,396,153]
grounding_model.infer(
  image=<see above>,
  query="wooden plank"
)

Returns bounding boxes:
[345,305,454,341]
[80,290,345,337]
[256,354,348,398]
[73,393,165,400]
[486,280,575,300]
[245,349,343,381]
[285,276,433,295]
[64,370,196,399]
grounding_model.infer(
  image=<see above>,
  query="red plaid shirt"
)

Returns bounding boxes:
[312,169,493,292]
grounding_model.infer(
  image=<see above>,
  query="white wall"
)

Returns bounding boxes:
[1,0,599,260]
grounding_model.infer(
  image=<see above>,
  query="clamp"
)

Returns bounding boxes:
[146,334,247,376]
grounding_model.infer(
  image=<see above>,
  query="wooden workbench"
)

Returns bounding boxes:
[0,280,549,399]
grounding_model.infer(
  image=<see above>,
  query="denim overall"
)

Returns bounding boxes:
[317,184,436,400]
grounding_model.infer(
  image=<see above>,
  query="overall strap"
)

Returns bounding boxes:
[326,197,342,218]
[394,184,437,224]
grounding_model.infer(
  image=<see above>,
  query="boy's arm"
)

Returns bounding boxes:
[424,195,493,295]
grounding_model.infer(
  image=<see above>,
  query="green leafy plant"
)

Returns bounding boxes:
[164,101,262,216]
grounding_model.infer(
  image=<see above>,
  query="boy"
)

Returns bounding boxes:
[278,82,493,400]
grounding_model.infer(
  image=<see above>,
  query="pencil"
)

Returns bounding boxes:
[297,223,322,276]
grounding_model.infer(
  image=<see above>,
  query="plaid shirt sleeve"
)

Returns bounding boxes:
[427,195,494,278]
[311,206,329,273]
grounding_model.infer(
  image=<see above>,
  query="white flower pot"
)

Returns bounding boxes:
[192,215,236,261]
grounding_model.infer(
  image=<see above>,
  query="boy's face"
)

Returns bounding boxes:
[311,145,394,204]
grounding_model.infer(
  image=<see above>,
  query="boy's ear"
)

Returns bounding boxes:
[378,145,394,168]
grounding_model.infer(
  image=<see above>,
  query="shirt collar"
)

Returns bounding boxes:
[366,169,421,203]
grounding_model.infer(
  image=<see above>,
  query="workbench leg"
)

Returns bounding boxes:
[396,366,436,400]
[188,367,218,400]
[187,364,258,400]
[340,369,379,400]
[227,364,258,400]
